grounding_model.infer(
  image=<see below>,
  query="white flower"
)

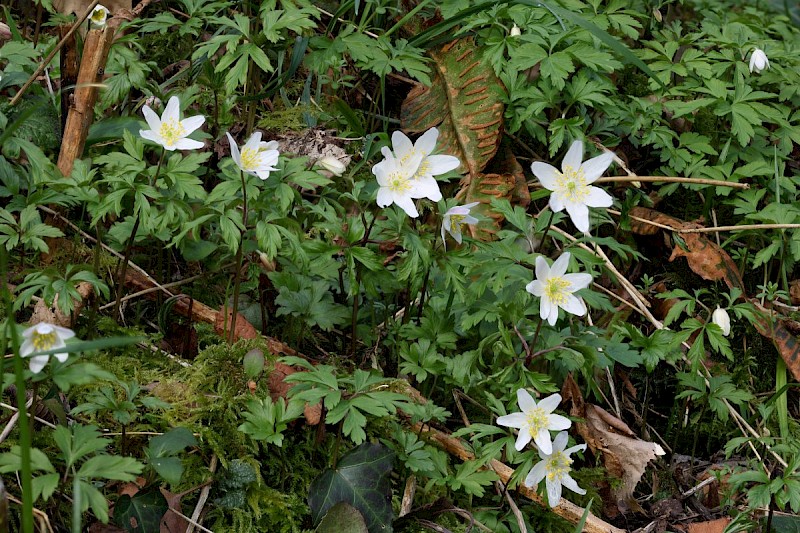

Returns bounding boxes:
[532,140,614,233]
[749,48,769,73]
[90,4,109,27]
[441,202,479,246]
[19,323,75,374]
[496,389,571,454]
[373,149,426,217]
[524,431,587,507]
[140,96,205,151]
[510,23,522,37]
[388,128,461,200]
[226,132,280,180]
[712,306,731,336]
[316,156,347,177]
[526,252,592,326]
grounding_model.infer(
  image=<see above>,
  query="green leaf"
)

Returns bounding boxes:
[148,427,197,458]
[77,455,143,481]
[315,502,369,533]
[113,491,168,533]
[308,442,394,533]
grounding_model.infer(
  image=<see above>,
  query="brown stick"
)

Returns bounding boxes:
[412,422,625,533]
[10,0,100,107]
[57,24,115,176]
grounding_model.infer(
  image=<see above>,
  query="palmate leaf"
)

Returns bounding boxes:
[401,38,505,180]
[309,443,394,533]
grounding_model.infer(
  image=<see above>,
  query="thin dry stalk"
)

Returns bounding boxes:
[186,454,218,533]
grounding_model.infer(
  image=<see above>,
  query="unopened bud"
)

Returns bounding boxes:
[317,156,346,177]
[711,307,731,336]
[510,23,521,37]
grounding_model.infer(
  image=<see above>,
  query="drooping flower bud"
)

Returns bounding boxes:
[510,24,522,37]
[712,306,731,336]
[749,48,769,73]
[317,156,347,177]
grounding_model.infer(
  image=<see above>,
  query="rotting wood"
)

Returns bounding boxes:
[411,421,625,533]
[57,24,115,176]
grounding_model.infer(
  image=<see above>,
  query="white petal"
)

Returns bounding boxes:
[565,202,590,233]
[22,324,38,337]
[552,431,570,452]
[141,105,162,132]
[584,186,613,208]
[226,133,242,166]
[243,131,263,152]
[254,170,273,180]
[463,201,480,210]
[395,196,419,218]
[262,140,280,151]
[464,214,479,225]
[580,152,614,183]
[546,478,563,508]
[545,300,559,326]
[563,273,592,291]
[561,294,587,316]
[414,127,439,156]
[53,351,69,363]
[172,138,204,151]
[561,475,585,495]
[533,428,554,455]
[532,162,559,190]
[524,460,547,488]
[52,326,75,339]
[549,193,565,213]
[565,443,587,456]
[18,339,34,358]
[163,96,180,123]
[547,413,572,431]
[517,388,537,412]
[550,252,571,278]
[139,129,163,145]
[180,115,205,136]
[376,188,393,207]
[562,140,583,171]
[496,412,527,429]
[537,393,562,413]
[391,130,414,157]
[410,177,442,201]
[526,280,544,297]
[535,255,550,281]
[452,228,463,244]
[425,155,460,176]
[28,355,49,374]
[515,429,533,451]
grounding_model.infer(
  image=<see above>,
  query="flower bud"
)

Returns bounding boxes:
[316,156,347,176]
[510,23,521,37]
[711,307,731,336]
[749,48,769,73]
[90,5,109,28]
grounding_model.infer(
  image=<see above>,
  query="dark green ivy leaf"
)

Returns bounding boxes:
[308,442,394,533]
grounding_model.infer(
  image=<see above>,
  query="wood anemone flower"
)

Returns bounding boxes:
[496,389,571,454]
[139,96,205,151]
[524,431,587,508]
[20,323,75,374]
[226,132,280,180]
[526,252,592,326]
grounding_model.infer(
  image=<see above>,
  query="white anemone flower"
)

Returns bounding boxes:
[510,23,522,37]
[526,252,592,326]
[373,149,426,218]
[441,202,479,246]
[532,140,614,233]
[90,5,109,27]
[749,48,769,73]
[226,132,280,180]
[140,96,205,151]
[496,389,571,454]
[20,323,75,374]
[524,431,587,507]
[712,306,731,336]
[389,128,460,200]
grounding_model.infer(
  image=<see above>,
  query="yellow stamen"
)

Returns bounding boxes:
[554,164,589,203]
[32,330,57,352]
[526,407,548,437]
[240,147,261,170]
[388,172,412,194]
[544,276,571,306]
[159,119,186,147]
[545,451,572,481]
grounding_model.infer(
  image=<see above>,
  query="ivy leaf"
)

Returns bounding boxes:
[308,443,394,533]
[315,502,369,533]
[113,490,168,533]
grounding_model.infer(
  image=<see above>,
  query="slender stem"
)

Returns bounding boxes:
[229,170,249,344]
[526,317,544,367]
[113,149,165,317]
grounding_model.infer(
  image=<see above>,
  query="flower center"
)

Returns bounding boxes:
[526,407,548,437]
[388,172,412,194]
[544,276,571,306]
[240,147,262,170]
[448,214,466,232]
[555,165,589,204]
[91,9,106,23]
[413,159,431,180]
[159,119,186,147]
[31,329,57,352]
[546,451,572,481]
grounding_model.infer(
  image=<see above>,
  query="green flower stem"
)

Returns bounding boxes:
[113,148,166,318]
[228,169,249,344]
